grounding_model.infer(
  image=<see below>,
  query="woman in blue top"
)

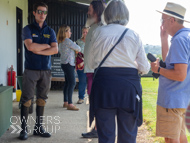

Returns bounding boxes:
[57,25,81,111]
[76,27,89,104]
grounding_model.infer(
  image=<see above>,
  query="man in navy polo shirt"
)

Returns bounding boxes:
[19,2,58,140]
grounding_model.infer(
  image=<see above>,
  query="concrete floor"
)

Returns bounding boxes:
[0,90,98,143]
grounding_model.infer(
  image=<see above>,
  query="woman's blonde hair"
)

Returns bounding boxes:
[57,25,70,44]
[81,27,89,39]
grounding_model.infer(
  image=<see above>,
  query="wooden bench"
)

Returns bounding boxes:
[51,77,79,82]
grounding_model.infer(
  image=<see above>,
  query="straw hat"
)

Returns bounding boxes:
[156,2,190,23]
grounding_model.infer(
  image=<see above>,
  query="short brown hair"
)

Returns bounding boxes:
[33,2,48,11]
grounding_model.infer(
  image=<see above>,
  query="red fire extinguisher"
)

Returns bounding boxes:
[7,65,16,92]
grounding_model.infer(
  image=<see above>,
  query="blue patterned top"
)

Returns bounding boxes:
[58,38,81,66]
[76,39,85,54]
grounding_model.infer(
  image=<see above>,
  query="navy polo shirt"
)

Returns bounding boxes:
[22,20,57,70]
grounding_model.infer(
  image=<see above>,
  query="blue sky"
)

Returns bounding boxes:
[124,0,190,45]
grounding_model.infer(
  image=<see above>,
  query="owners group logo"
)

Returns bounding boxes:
[10,116,61,134]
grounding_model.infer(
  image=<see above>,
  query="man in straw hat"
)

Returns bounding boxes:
[151,2,190,143]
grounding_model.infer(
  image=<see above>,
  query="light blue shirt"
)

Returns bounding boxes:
[157,28,190,108]
[58,38,81,66]
[76,39,85,54]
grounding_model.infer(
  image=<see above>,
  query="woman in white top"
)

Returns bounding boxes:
[57,25,81,111]
[87,0,150,142]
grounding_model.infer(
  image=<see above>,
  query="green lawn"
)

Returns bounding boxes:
[141,77,190,143]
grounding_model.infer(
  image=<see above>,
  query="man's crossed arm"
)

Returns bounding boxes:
[24,39,58,56]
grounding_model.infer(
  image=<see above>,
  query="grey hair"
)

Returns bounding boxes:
[176,18,184,24]
[169,17,184,24]
[103,0,129,26]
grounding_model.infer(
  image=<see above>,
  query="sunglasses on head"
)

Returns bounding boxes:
[36,10,48,15]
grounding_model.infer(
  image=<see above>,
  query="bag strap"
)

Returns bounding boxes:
[93,28,129,79]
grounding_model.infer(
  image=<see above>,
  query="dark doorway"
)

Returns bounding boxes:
[16,7,23,89]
